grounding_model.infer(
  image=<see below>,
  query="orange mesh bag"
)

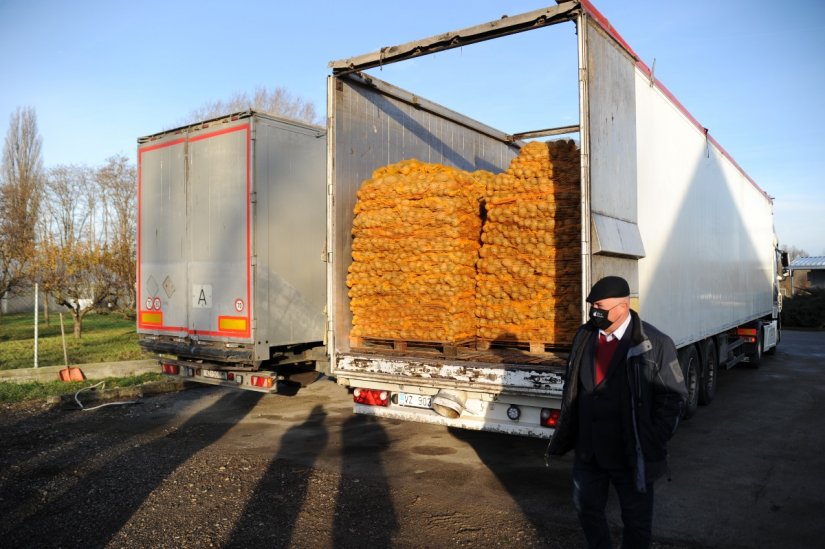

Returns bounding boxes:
[348,159,490,342]
[476,140,582,344]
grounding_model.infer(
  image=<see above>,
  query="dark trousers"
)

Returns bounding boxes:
[573,457,654,549]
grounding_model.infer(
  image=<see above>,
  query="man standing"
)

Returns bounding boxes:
[546,276,687,548]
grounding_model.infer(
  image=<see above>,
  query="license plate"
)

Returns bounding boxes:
[201,369,227,380]
[398,392,432,409]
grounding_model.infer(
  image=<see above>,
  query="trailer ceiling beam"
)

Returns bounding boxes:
[329,2,579,75]
[509,125,581,141]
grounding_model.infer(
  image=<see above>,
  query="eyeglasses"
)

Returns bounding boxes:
[592,301,627,312]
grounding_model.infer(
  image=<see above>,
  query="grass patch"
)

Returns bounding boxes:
[0,372,166,403]
[0,311,143,370]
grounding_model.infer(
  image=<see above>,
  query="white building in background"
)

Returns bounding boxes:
[788,256,825,294]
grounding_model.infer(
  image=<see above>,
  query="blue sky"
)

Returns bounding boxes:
[1,0,823,254]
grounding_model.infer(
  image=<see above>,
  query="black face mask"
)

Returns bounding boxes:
[588,305,613,331]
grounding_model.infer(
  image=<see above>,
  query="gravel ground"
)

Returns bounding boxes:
[0,386,693,549]
[4,332,824,548]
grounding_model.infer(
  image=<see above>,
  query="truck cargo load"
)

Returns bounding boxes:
[137,111,327,392]
[326,1,784,437]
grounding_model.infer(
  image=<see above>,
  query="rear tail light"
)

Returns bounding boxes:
[353,388,389,406]
[736,327,758,344]
[540,408,561,428]
[250,375,274,389]
[161,363,179,375]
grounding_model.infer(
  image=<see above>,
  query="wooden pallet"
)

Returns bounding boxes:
[458,348,566,366]
[349,336,476,357]
[476,338,568,354]
[350,335,568,365]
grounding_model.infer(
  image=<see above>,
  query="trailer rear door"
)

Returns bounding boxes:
[138,118,253,342]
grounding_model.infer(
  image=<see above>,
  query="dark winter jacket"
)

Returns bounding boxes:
[546,309,687,491]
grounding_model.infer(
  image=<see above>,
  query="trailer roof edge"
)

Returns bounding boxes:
[579,0,771,203]
[328,1,771,203]
[137,110,324,144]
[328,2,579,74]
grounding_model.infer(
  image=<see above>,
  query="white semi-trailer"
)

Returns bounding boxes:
[138,111,328,392]
[326,1,784,437]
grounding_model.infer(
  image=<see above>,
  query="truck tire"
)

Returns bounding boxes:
[746,325,763,368]
[699,341,717,405]
[679,346,700,420]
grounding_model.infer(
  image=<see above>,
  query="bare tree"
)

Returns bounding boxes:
[96,155,137,309]
[37,164,117,338]
[785,245,807,261]
[0,107,43,321]
[180,85,322,126]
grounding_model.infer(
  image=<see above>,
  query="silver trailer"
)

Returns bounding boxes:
[138,111,327,392]
[327,2,783,437]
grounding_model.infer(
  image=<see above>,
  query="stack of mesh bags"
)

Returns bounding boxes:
[476,140,582,344]
[347,159,486,342]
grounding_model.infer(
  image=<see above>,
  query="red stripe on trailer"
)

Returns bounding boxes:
[189,124,253,339]
[137,137,187,332]
[189,124,248,142]
[139,137,186,153]
[137,124,252,339]
[580,0,642,62]
[579,0,771,203]
[246,123,251,339]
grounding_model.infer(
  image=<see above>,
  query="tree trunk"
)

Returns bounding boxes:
[72,310,82,339]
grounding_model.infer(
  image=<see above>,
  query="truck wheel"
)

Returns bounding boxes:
[680,346,699,420]
[746,326,763,368]
[699,341,717,405]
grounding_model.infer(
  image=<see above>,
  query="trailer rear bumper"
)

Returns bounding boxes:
[335,354,565,439]
[139,335,254,364]
[352,399,559,439]
[335,353,566,393]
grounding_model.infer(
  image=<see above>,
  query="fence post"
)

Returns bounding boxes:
[34,283,39,368]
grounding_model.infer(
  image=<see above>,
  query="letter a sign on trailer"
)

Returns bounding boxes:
[192,284,212,308]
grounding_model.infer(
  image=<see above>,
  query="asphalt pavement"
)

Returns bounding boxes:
[653,329,825,548]
[0,330,822,548]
